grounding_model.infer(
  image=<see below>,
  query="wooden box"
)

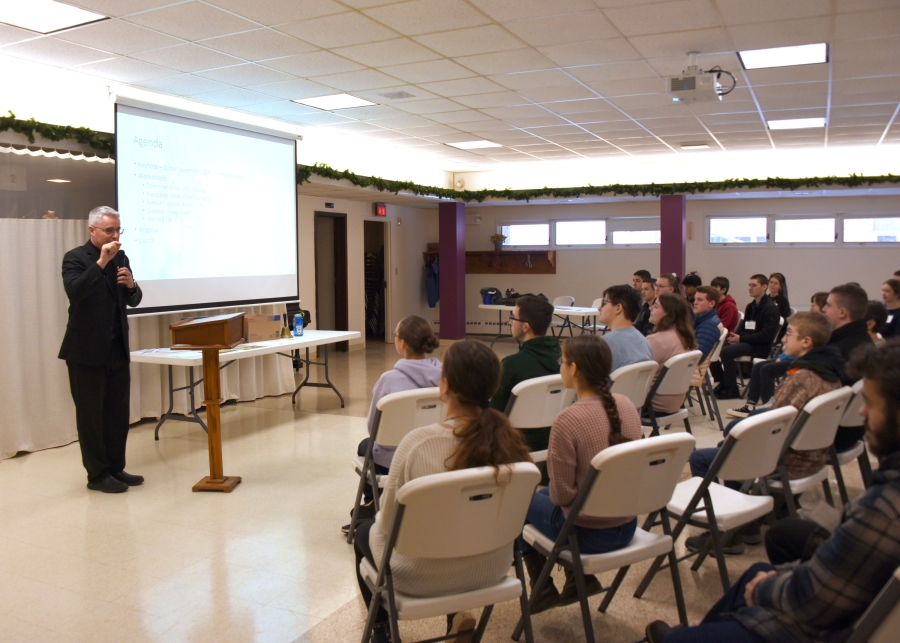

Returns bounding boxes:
[170,313,245,349]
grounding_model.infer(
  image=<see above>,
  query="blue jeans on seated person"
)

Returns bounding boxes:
[662,562,772,643]
[520,487,637,555]
[689,409,769,490]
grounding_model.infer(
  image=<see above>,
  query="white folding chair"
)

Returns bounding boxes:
[580,297,607,335]
[767,386,854,518]
[505,374,576,462]
[847,565,900,643]
[359,463,541,643]
[829,379,875,505]
[688,326,728,431]
[549,295,576,337]
[636,406,799,594]
[347,387,444,543]
[643,350,703,437]
[610,360,658,412]
[513,434,696,643]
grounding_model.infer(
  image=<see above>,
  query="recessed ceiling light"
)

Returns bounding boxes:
[292,94,375,110]
[680,142,710,149]
[0,0,106,34]
[446,140,503,150]
[47,179,71,183]
[767,117,826,130]
[738,43,828,70]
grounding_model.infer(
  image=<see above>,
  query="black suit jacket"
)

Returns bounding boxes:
[737,295,781,358]
[58,240,142,366]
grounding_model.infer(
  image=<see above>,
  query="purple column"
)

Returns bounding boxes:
[660,194,686,281]
[439,202,466,341]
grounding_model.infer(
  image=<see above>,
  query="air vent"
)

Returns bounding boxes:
[670,76,696,92]
[380,91,415,100]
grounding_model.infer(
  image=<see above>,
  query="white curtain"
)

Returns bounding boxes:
[0,219,295,461]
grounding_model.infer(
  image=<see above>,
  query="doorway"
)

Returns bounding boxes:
[314,212,349,351]
[364,220,389,343]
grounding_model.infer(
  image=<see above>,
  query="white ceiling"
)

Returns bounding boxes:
[2,0,899,169]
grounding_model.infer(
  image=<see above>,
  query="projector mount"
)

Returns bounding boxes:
[686,51,737,97]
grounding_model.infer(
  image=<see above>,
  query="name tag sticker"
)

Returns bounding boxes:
[889,315,894,323]
[745,321,757,330]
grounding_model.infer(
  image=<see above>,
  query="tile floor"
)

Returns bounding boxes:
[0,337,868,643]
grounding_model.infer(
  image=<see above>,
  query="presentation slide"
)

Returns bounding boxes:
[115,104,298,314]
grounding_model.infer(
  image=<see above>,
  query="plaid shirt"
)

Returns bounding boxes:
[733,450,900,643]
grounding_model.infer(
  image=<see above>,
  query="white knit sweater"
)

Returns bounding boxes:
[368,421,514,597]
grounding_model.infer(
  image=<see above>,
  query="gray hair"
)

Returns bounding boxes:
[88,206,119,227]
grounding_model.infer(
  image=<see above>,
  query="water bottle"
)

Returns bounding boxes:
[293,313,304,337]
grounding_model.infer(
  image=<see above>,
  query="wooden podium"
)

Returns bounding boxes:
[170,313,244,493]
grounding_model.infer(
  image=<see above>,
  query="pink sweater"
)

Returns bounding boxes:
[547,395,644,529]
[647,329,692,413]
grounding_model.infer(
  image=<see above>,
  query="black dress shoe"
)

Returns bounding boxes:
[645,620,673,643]
[714,387,741,400]
[87,475,128,493]
[111,470,144,486]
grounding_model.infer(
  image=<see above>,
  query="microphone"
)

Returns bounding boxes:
[113,249,125,269]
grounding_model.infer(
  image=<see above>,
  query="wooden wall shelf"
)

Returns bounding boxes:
[465,250,556,274]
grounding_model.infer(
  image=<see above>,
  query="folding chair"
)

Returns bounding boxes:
[505,374,576,462]
[688,326,728,430]
[642,350,703,437]
[359,463,541,643]
[767,386,854,518]
[736,316,783,394]
[347,387,444,544]
[610,360,658,413]
[512,434,696,643]
[578,298,607,335]
[549,295,576,337]
[828,379,874,504]
[846,565,900,643]
[636,406,798,594]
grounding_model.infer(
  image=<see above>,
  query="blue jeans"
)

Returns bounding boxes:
[520,487,637,554]
[663,563,772,643]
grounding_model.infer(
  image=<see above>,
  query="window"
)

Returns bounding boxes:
[555,220,606,245]
[709,217,767,244]
[843,217,900,243]
[500,223,549,246]
[612,230,660,245]
[774,218,835,243]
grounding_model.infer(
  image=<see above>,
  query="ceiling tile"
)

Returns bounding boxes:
[832,77,900,95]
[567,61,658,84]
[490,69,579,90]
[395,123,460,136]
[393,98,470,114]
[132,73,233,95]
[64,1,175,17]
[830,104,898,117]
[414,25,524,57]
[831,91,900,108]
[505,11,618,47]
[260,51,364,77]
[192,87,276,107]
[314,69,405,91]
[832,37,900,63]
[509,143,562,152]
[753,82,828,99]
[206,0,347,25]
[502,114,570,128]
[726,16,832,50]
[836,8,900,41]
[757,97,827,111]
[832,60,899,81]
[453,91,530,108]
[480,104,548,119]
[358,129,417,140]
[368,113,439,129]
[582,119,646,133]
[0,22,33,46]
[453,49,556,75]
[381,59,476,83]
[455,119,516,131]
[319,121,389,134]
[129,44,242,73]
[1,37,114,67]
[470,0,596,21]
[276,12,399,49]
[714,0,829,25]
[523,124,588,136]
[647,53,739,77]
[355,85,442,103]
[333,38,441,67]
[518,85,597,103]
[425,110,493,124]
[334,104,408,120]
[195,63,295,86]
[124,2,259,42]
[76,56,176,82]
[248,78,334,99]
[199,29,316,61]
[603,0,721,37]
[565,110,620,124]
[537,39,643,67]
[628,28,733,60]
[242,101,321,119]
[54,19,182,55]
[743,65,829,86]
[542,98,613,115]
[363,0,492,36]
[417,76,506,97]
[588,77,661,97]
[286,111,357,125]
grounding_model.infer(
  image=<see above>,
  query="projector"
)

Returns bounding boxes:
[665,70,722,103]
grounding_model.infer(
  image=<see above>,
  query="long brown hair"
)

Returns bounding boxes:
[653,293,697,351]
[442,341,532,470]
[562,335,631,446]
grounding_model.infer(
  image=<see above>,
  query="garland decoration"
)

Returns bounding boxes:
[3,110,898,201]
[1,111,114,154]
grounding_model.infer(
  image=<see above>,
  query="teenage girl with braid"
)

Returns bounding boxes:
[521,334,644,613]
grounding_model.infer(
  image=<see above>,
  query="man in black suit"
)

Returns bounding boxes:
[59,206,144,493]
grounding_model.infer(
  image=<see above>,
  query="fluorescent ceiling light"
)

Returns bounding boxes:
[292,94,375,110]
[446,140,503,150]
[0,0,106,34]
[738,43,828,70]
[768,117,826,130]
[680,142,710,149]
[47,179,71,183]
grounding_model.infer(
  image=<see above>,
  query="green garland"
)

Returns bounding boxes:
[1,111,114,154]
[4,110,898,201]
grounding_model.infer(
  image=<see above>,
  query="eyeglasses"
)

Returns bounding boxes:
[508,315,521,323]
[598,299,608,308]
[94,226,124,235]
[557,357,572,366]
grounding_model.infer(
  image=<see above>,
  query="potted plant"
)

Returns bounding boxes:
[490,233,506,251]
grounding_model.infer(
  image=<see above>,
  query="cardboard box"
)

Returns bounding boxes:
[244,314,283,342]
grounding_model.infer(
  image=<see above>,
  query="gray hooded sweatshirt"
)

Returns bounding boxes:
[367,357,443,468]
